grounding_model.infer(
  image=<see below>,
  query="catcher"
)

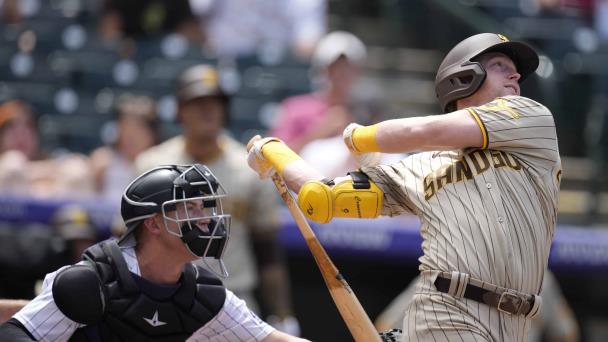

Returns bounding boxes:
[0,164,308,342]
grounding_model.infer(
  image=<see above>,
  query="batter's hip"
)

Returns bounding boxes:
[400,270,534,342]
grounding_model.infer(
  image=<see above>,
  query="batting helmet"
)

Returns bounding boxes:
[175,64,230,124]
[176,64,228,103]
[435,33,539,113]
[120,164,231,277]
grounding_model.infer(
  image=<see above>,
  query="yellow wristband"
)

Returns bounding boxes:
[262,141,302,173]
[352,124,380,152]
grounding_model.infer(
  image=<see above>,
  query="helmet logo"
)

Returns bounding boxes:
[201,68,219,89]
[497,34,509,42]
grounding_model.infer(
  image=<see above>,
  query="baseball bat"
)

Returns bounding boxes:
[270,172,381,342]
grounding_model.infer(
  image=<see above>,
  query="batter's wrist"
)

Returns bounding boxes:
[352,124,381,152]
[262,141,303,174]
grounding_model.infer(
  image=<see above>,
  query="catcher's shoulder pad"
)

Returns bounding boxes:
[52,263,105,325]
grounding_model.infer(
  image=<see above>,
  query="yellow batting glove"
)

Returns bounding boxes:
[246,135,302,179]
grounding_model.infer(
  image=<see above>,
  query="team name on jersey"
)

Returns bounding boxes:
[423,149,522,200]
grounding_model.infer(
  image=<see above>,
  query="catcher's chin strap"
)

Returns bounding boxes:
[379,329,403,342]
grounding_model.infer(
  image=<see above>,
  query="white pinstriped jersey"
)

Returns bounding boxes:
[13,247,275,342]
[362,96,561,341]
[136,134,281,310]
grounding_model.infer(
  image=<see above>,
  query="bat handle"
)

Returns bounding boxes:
[270,172,381,342]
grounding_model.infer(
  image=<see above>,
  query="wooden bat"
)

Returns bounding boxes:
[270,173,381,342]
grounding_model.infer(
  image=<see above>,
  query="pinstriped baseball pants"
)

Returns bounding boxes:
[402,270,533,342]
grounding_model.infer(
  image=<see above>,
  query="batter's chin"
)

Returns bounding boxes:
[504,86,519,96]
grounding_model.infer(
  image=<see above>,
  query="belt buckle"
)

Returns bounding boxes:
[497,291,524,315]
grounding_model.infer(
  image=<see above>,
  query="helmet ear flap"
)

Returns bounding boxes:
[121,194,160,226]
[436,62,486,112]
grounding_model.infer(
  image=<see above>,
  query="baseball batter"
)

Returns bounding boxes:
[247,33,561,341]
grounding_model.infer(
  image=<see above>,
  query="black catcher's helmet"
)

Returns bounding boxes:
[120,164,231,277]
[435,33,539,113]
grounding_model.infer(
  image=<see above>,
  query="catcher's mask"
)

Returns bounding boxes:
[435,33,539,113]
[120,164,231,277]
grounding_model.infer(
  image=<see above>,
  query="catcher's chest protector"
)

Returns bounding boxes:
[71,241,226,342]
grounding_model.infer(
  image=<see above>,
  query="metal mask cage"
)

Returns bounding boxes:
[160,165,229,231]
[161,165,232,277]
[160,193,230,239]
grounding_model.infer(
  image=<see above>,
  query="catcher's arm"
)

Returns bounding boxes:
[0,300,28,324]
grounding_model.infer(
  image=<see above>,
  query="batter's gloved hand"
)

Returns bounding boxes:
[344,123,382,168]
[267,315,301,337]
[246,135,281,179]
[342,122,362,153]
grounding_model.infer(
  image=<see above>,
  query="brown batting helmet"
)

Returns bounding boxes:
[176,64,228,104]
[435,33,539,113]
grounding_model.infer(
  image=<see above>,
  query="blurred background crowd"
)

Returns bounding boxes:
[0,0,607,341]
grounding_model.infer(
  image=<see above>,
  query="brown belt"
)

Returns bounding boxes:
[434,276,536,316]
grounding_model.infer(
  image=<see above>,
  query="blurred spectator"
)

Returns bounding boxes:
[270,31,366,153]
[0,100,94,198]
[90,95,158,204]
[0,219,50,299]
[1,0,22,24]
[51,204,97,265]
[0,100,41,194]
[0,100,40,194]
[375,271,580,342]
[136,64,300,335]
[0,102,95,296]
[26,154,94,199]
[189,0,326,59]
[0,100,39,160]
[595,0,608,40]
[99,0,202,43]
[519,0,593,20]
[0,204,96,300]
[0,151,29,194]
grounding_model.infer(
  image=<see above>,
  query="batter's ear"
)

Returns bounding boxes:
[52,265,105,325]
